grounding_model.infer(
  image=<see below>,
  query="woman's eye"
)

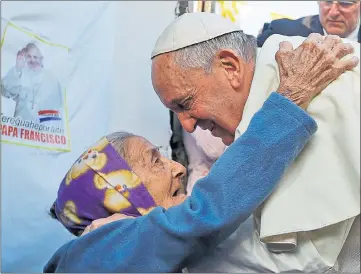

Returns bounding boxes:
[183,104,190,111]
[178,97,192,111]
[183,101,192,110]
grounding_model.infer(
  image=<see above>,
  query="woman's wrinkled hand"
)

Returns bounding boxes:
[275,33,359,109]
[81,213,134,236]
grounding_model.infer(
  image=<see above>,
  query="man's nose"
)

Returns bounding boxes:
[177,112,197,133]
[329,3,341,17]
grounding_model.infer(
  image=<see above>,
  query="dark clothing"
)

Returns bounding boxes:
[257,15,361,47]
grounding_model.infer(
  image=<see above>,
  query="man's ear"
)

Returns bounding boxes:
[214,49,243,89]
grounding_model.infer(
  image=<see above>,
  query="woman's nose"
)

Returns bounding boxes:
[171,160,186,179]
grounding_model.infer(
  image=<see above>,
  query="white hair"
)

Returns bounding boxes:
[174,31,257,73]
[106,131,137,160]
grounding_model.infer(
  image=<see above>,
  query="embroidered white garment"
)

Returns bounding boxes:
[188,35,359,273]
[236,35,360,266]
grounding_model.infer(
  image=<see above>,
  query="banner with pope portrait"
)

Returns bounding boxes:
[1,21,71,151]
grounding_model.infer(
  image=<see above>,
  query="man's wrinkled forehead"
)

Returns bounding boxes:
[151,53,188,105]
[151,53,177,80]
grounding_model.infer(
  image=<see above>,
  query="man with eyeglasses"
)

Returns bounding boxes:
[258,1,360,47]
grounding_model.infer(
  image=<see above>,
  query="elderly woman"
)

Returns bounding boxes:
[44,92,317,273]
[49,131,188,237]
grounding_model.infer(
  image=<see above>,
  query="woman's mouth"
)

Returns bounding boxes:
[209,123,215,132]
[172,188,180,197]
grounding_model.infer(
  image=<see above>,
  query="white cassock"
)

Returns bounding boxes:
[187,35,360,273]
[1,66,63,123]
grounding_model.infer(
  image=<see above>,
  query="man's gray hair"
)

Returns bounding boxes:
[106,131,137,161]
[174,31,257,73]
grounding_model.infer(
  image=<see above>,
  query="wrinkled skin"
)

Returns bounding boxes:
[81,136,187,236]
[84,33,359,235]
[125,136,187,208]
[152,33,358,145]
[276,33,358,109]
[152,50,255,146]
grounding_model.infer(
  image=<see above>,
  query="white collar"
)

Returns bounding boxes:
[323,24,360,42]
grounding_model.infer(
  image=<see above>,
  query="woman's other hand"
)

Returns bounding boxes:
[82,213,134,236]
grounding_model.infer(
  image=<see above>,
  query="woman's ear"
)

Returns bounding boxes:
[215,49,244,89]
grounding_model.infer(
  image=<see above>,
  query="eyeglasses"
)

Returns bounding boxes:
[321,0,359,9]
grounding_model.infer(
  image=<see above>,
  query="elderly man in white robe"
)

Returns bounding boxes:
[81,12,360,273]
[1,42,63,123]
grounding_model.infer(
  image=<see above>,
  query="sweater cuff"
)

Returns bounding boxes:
[266,92,318,135]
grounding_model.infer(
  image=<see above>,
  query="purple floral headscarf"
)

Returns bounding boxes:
[54,137,156,235]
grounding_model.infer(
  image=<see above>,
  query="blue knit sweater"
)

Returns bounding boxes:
[44,92,317,273]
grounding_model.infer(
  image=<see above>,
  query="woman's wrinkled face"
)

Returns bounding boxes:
[125,137,187,209]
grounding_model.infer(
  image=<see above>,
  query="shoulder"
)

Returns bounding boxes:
[43,240,74,273]
[260,34,307,56]
[268,15,317,34]
[257,15,319,47]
